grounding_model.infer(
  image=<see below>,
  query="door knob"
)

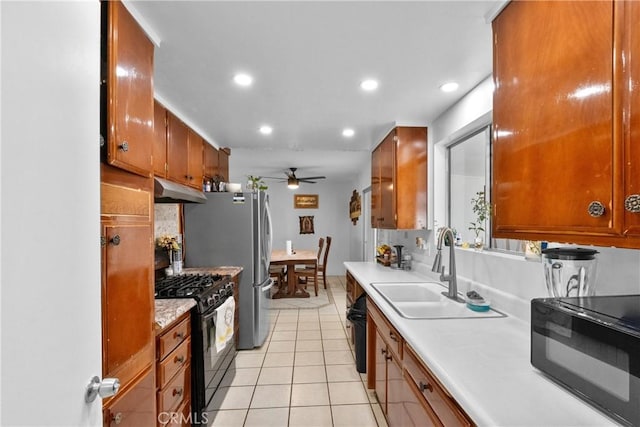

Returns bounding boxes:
[85,376,120,402]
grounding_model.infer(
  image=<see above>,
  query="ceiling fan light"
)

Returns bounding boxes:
[287,177,299,189]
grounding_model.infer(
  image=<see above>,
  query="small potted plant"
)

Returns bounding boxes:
[247,175,268,191]
[468,190,492,250]
[156,234,181,270]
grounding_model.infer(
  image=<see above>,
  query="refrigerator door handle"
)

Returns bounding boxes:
[260,278,275,292]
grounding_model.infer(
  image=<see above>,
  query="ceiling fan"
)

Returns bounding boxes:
[264,168,326,189]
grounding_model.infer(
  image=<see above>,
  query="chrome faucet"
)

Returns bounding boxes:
[432,227,463,302]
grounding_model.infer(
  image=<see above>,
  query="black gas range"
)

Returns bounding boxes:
[155,273,236,424]
[155,273,233,312]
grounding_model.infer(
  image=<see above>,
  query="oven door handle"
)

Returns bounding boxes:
[201,296,233,352]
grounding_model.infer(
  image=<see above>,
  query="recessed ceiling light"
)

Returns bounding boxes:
[360,79,379,91]
[342,128,355,138]
[440,82,459,92]
[259,125,273,135]
[233,73,253,87]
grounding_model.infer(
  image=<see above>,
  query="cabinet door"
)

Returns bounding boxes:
[187,129,204,189]
[105,1,153,177]
[375,328,387,413]
[104,369,156,427]
[203,143,219,179]
[153,100,168,178]
[492,1,616,238]
[167,112,189,185]
[404,374,442,427]
[218,148,230,182]
[371,145,382,227]
[387,351,407,426]
[624,0,640,236]
[103,223,154,381]
[378,132,396,229]
[396,127,427,230]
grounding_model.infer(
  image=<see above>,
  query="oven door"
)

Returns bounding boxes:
[531,300,640,426]
[200,297,236,412]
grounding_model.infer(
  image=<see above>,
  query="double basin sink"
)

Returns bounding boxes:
[370,282,505,319]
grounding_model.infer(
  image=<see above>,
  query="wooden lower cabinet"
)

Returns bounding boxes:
[156,312,192,427]
[103,369,156,427]
[367,297,474,427]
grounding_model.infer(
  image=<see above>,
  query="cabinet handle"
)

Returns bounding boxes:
[419,381,433,393]
[380,348,387,355]
[385,354,392,361]
[625,195,640,213]
[587,201,605,217]
[109,235,121,246]
[173,387,183,397]
[174,331,184,340]
[112,412,123,425]
[175,355,185,364]
[185,175,193,180]
[389,331,398,342]
[118,141,129,152]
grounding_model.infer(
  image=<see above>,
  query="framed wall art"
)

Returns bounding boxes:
[299,216,315,234]
[294,194,319,209]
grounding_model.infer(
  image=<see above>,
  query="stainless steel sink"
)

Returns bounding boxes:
[370,282,506,319]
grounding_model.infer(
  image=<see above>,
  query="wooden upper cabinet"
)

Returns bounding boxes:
[105,1,154,177]
[493,0,640,247]
[153,100,168,178]
[187,129,204,190]
[378,132,396,229]
[623,0,640,237]
[204,143,219,179]
[218,148,230,182]
[166,111,189,185]
[371,127,427,230]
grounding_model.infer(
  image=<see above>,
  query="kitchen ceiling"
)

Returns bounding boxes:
[128,1,498,181]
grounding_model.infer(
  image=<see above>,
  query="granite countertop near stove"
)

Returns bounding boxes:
[155,298,197,331]
[182,266,243,277]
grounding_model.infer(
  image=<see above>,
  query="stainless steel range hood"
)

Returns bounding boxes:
[154,177,207,203]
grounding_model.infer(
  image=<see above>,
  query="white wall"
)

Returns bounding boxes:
[263,180,355,275]
[1,2,102,424]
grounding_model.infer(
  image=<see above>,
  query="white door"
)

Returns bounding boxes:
[1,2,102,425]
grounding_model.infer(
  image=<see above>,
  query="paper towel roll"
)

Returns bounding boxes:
[286,240,292,255]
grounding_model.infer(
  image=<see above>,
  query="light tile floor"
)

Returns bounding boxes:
[207,276,388,427]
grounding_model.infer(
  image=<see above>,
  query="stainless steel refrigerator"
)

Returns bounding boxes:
[184,191,273,349]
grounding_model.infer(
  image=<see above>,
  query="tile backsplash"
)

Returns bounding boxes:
[155,204,180,239]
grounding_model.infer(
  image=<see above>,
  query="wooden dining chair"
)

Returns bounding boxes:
[318,236,331,289]
[269,264,286,291]
[295,237,324,296]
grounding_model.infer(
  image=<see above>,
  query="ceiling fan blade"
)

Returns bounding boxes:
[298,180,317,184]
[297,176,326,180]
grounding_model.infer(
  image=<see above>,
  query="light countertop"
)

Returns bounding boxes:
[344,261,620,427]
[182,266,243,277]
[155,298,196,331]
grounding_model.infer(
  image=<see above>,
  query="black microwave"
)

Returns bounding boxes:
[531,295,640,426]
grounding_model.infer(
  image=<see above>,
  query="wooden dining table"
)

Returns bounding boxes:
[270,249,317,298]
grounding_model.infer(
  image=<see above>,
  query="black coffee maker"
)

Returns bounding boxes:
[393,245,404,269]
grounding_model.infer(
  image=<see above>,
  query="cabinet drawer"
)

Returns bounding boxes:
[158,337,191,388]
[158,316,190,360]
[158,363,191,414]
[404,344,472,427]
[367,297,402,359]
[159,399,191,427]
